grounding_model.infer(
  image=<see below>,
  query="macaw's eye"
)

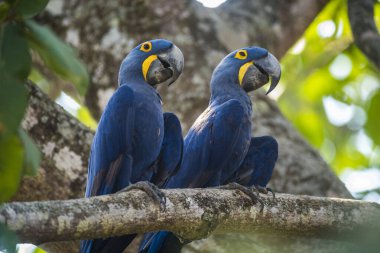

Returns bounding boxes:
[235,49,248,60]
[140,42,152,52]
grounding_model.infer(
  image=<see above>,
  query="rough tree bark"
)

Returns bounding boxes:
[3,190,380,245]
[17,82,92,202]
[10,0,360,252]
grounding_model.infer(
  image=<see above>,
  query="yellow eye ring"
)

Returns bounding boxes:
[140,42,152,52]
[235,50,248,60]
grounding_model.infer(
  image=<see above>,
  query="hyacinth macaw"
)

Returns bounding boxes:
[80,39,184,253]
[140,46,281,253]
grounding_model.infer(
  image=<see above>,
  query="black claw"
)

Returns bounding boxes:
[118,181,166,211]
[255,185,276,202]
[266,187,276,201]
[249,186,264,211]
[250,185,261,197]
[217,182,264,211]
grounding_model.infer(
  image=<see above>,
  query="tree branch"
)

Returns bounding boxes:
[348,0,380,69]
[2,189,379,245]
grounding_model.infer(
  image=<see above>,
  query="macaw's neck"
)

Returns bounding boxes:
[119,70,147,86]
[120,76,162,104]
[118,57,147,86]
[117,57,162,104]
[210,65,252,110]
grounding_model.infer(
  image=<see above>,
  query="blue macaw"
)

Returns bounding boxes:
[80,39,184,253]
[140,46,281,253]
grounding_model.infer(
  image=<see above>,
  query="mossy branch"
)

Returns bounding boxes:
[1,189,379,245]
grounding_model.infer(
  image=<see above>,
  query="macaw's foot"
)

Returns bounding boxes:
[255,185,275,201]
[218,182,264,212]
[119,181,166,211]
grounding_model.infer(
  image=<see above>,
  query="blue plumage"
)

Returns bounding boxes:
[140,46,281,253]
[80,39,183,253]
[142,137,278,253]
[229,136,278,188]
[167,98,251,188]
[150,112,183,187]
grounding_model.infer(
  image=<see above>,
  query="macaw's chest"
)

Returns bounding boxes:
[134,102,164,143]
[132,97,164,158]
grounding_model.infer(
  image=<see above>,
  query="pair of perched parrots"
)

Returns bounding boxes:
[80,39,281,253]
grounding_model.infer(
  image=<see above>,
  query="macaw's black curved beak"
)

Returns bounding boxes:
[146,45,184,87]
[254,52,281,95]
[241,53,281,94]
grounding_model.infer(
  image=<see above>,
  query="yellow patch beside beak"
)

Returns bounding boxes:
[238,61,254,85]
[142,55,158,81]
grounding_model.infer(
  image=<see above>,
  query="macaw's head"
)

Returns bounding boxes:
[212,46,281,94]
[118,39,184,87]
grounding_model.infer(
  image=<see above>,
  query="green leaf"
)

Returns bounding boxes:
[0,74,28,138]
[333,148,369,173]
[294,109,325,147]
[0,223,18,253]
[77,107,98,130]
[32,247,47,253]
[11,0,49,19]
[0,134,24,203]
[365,91,380,145]
[24,20,89,96]
[0,2,10,23]
[0,23,30,138]
[18,128,40,176]
[0,22,32,81]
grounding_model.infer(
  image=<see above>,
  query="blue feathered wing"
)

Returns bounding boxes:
[81,85,137,253]
[150,112,183,187]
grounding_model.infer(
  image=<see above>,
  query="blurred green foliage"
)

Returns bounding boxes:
[31,247,46,253]
[25,19,89,96]
[77,107,98,130]
[0,0,87,252]
[279,0,380,177]
[0,0,89,203]
[0,223,18,253]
